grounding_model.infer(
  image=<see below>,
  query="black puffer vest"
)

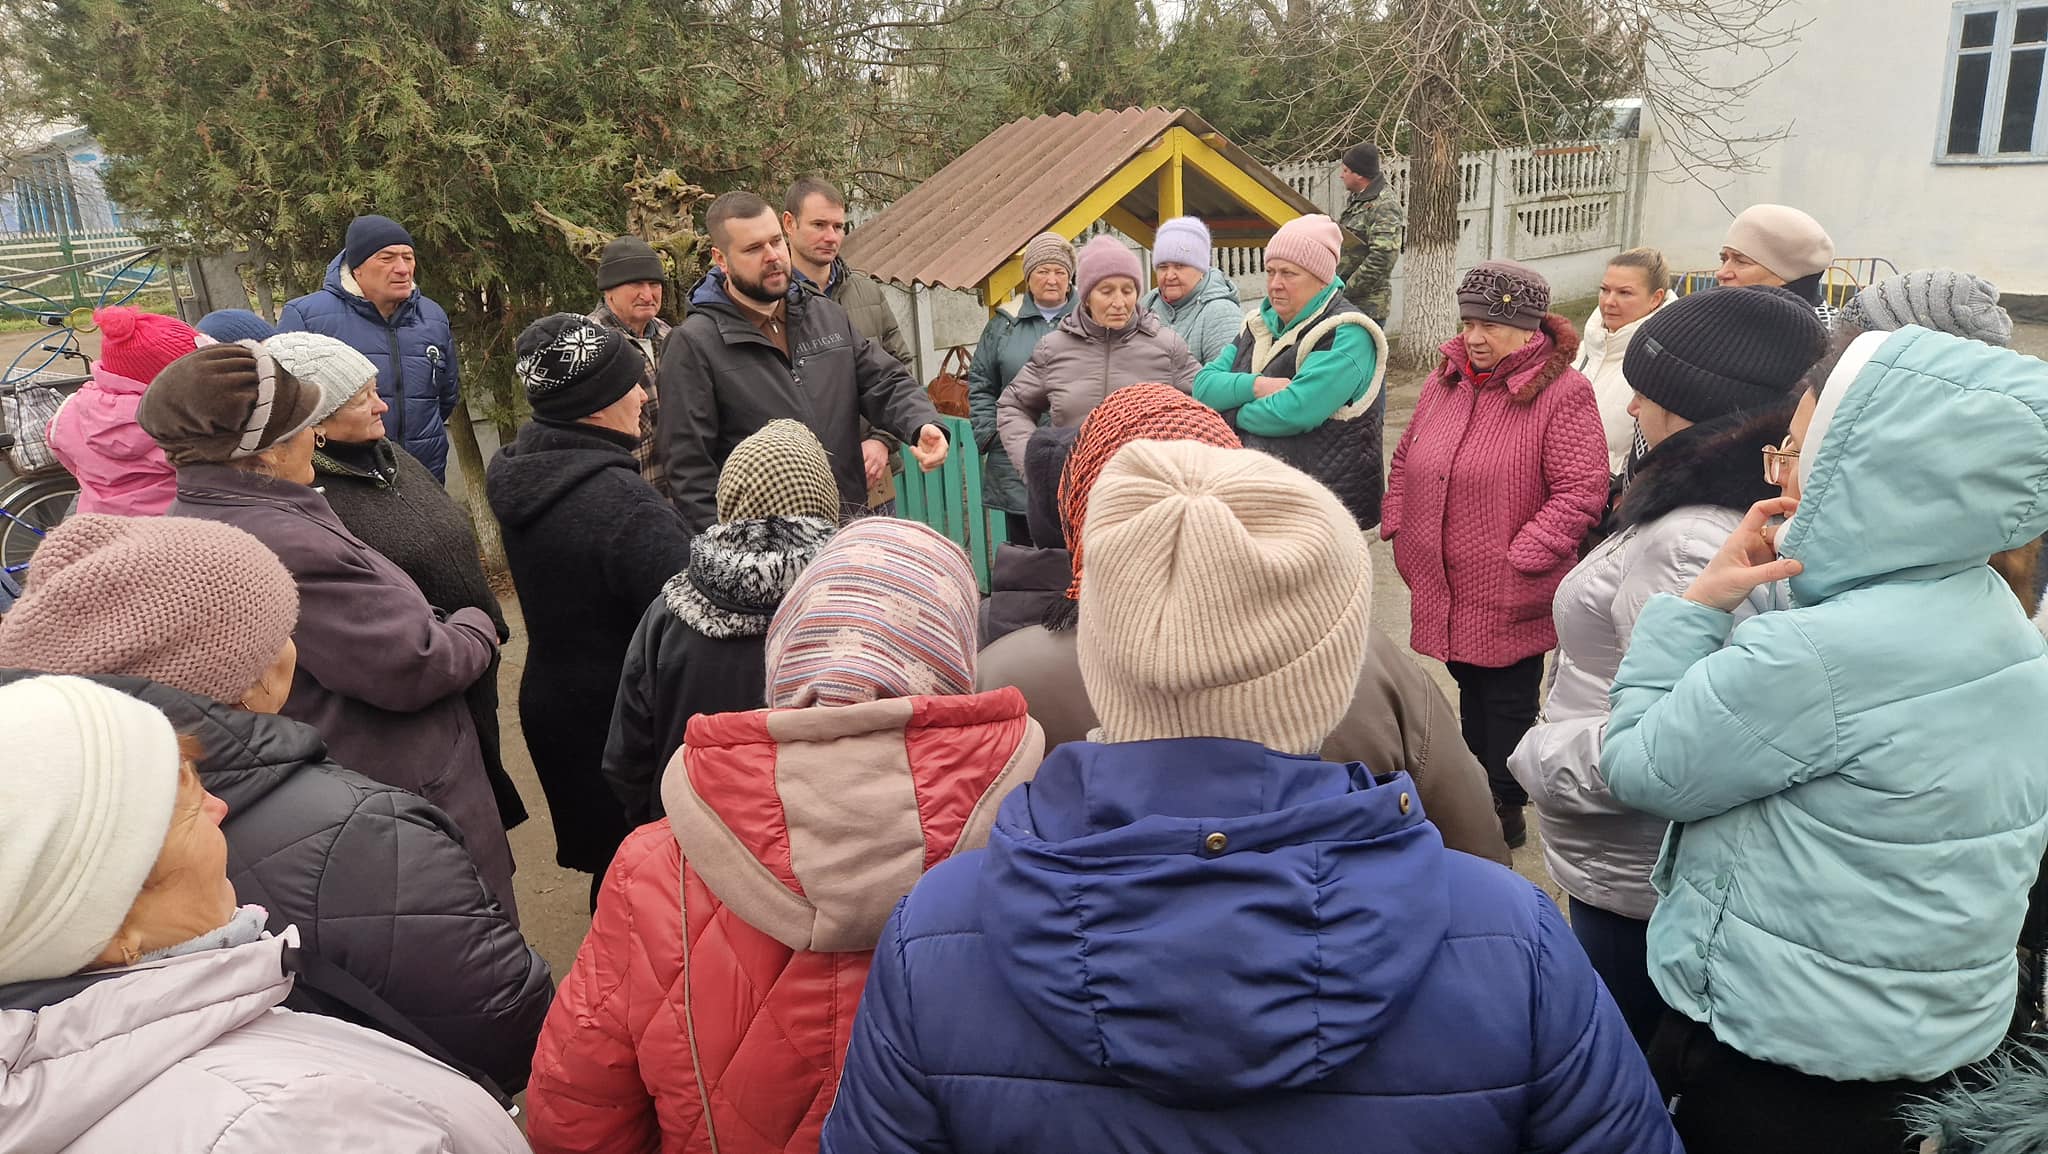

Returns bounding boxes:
[1221,291,1387,528]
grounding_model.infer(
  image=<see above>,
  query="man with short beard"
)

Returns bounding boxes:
[659,191,948,532]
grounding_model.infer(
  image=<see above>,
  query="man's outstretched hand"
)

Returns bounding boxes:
[862,438,890,486]
[910,424,950,472]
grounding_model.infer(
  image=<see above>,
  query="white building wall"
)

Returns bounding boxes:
[1639,0,2048,295]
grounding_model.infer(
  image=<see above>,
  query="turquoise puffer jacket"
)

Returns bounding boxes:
[1603,326,2048,1082]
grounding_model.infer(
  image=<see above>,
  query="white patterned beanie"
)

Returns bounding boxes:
[0,676,183,985]
[764,518,979,708]
[262,331,379,425]
[1078,439,1373,756]
[514,312,643,423]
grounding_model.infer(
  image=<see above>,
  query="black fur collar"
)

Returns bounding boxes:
[1612,401,1796,532]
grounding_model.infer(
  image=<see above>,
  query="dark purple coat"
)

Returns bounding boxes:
[167,463,516,919]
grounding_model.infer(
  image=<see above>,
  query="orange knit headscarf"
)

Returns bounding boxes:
[1058,383,1241,603]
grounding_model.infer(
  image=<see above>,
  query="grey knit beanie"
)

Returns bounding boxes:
[1841,270,2013,347]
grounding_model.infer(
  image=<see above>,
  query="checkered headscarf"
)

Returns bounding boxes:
[717,419,841,523]
[1059,383,1241,603]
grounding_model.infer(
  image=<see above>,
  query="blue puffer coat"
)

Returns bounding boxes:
[1604,326,2048,1082]
[821,738,1679,1154]
[278,253,460,479]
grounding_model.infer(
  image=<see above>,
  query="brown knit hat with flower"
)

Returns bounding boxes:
[137,341,321,465]
[1457,260,1551,332]
[1058,383,1241,605]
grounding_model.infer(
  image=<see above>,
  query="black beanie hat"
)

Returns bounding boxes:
[1342,142,1381,180]
[596,235,667,290]
[514,313,644,423]
[344,215,414,271]
[1624,286,1827,424]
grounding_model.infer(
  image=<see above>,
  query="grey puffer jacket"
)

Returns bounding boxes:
[0,668,551,1092]
[1509,407,1793,919]
[967,294,1074,515]
[1141,266,1246,363]
[0,935,528,1154]
[995,307,1200,475]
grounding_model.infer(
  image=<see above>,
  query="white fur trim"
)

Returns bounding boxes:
[1241,306,1388,422]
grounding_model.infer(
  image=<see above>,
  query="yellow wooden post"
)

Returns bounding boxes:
[1162,138,1185,221]
[1102,205,1158,246]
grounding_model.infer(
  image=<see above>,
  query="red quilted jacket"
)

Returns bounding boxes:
[1382,314,1608,667]
[525,687,1045,1154]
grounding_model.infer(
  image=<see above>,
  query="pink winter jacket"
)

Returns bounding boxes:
[1383,314,1608,667]
[45,363,177,516]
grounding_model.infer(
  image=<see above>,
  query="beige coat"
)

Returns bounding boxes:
[975,623,1511,865]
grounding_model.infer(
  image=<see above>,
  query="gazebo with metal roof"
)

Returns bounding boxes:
[843,107,1324,310]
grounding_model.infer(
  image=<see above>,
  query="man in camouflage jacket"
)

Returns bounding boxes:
[1335,142,1402,325]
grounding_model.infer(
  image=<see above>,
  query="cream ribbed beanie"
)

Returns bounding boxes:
[0,676,182,984]
[1077,440,1372,755]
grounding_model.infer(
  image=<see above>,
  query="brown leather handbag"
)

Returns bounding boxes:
[927,346,972,418]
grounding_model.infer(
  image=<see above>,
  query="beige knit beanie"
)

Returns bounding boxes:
[1724,204,1834,282]
[1077,440,1372,755]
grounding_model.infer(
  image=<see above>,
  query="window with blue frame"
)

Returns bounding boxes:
[1943,1,2048,159]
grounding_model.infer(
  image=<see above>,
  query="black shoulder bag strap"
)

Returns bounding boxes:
[281,945,517,1114]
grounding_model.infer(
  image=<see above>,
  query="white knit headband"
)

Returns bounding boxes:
[230,339,279,460]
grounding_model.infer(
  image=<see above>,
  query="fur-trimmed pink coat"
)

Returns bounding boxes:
[1383,314,1608,667]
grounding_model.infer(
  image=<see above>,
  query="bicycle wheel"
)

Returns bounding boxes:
[0,474,81,573]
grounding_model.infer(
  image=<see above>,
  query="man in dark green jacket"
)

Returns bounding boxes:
[784,177,913,509]
[659,191,946,533]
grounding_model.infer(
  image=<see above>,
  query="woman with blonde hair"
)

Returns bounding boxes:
[1575,247,1670,476]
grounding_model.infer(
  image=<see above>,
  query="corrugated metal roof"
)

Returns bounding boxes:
[844,107,1319,295]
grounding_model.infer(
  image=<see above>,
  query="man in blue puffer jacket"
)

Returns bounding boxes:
[279,215,461,479]
[822,439,1679,1154]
